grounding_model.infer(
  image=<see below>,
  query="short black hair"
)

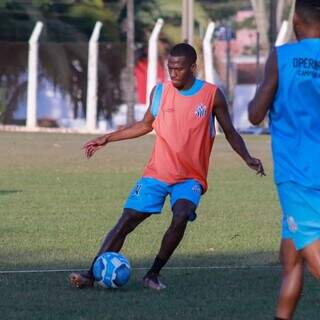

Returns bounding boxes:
[295,0,320,25]
[169,43,197,65]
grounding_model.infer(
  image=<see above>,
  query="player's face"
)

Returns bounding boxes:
[167,55,195,89]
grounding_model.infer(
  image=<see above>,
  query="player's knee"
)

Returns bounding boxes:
[171,211,189,230]
[279,247,303,274]
[172,200,196,227]
[280,257,302,275]
[279,254,290,269]
[281,262,299,276]
[115,211,139,235]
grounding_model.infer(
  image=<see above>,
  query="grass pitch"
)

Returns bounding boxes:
[0,132,318,319]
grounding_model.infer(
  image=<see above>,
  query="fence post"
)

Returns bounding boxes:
[275,21,289,46]
[203,21,216,84]
[202,21,221,133]
[86,21,103,132]
[26,21,43,129]
[146,18,164,106]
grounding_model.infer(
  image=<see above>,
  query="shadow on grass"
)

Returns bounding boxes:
[0,252,319,320]
[0,190,22,196]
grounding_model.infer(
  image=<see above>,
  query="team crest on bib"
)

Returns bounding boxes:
[195,104,207,118]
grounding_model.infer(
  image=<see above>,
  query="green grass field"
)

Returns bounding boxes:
[0,132,318,320]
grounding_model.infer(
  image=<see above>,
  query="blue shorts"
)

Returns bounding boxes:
[124,177,203,220]
[277,181,320,250]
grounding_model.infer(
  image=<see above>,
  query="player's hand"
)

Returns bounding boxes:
[245,157,265,176]
[83,135,108,159]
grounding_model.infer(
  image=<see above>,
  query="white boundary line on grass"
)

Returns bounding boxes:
[0,265,281,274]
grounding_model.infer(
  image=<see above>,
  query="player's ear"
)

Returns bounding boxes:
[190,63,197,74]
[292,12,301,38]
[293,12,304,29]
[293,12,299,25]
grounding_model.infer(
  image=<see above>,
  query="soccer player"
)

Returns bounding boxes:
[248,1,320,319]
[70,43,265,290]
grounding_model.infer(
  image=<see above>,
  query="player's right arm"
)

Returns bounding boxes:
[248,49,278,125]
[83,87,156,159]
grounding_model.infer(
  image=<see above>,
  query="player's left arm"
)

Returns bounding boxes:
[248,49,278,124]
[213,88,265,176]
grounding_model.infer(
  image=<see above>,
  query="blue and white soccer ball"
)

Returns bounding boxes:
[93,252,131,288]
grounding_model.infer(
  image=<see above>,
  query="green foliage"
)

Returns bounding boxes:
[115,0,159,42]
[0,0,253,42]
[234,16,256,29]
[0,1,119,42]
[157,0,209,43]
[0,0,9,8]
[201,0,250,21]
[0,0,255,125]
[31,0,52,8]
[0,1,127,123]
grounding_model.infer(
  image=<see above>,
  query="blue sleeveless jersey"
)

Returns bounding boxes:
[269,38,320,189]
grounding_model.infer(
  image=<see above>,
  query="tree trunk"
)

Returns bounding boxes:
[269,0,277,44]
[126,0,135,125]
[250,0,269,52]
[276,0,286,31]
[286,0,297,42]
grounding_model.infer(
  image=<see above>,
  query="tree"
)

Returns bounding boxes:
[0,1,119,42]
[0,1,124,125]
[126,0,135,125]
[250,0,295,51]
[2,0,256,125]
[250,0,269,51]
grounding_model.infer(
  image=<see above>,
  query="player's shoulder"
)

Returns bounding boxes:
[276,41,300,55]
[274,42,300,66]
[150,82,165,100]
[277,42,295,49]
[161,80,172,89]
[152,81,170,93]
[150,83,165,117]
[202,80,218,93]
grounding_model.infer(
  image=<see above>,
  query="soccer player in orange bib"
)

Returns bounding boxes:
[70,43,265,290]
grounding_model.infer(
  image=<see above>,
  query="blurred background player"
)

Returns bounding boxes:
[248,1,320,319]
[70,43,265,290]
